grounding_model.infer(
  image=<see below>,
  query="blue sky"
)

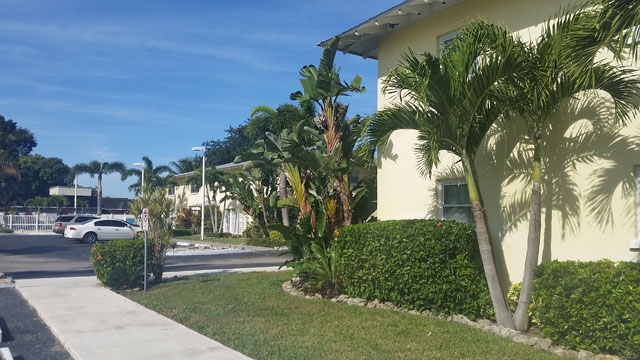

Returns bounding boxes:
[0,1,393,197]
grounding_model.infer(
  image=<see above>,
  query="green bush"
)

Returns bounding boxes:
[532,260,640,359]
[291,242,342,296]
[334,219,493,320]
[0,227,13,233]
[172,228,192,237]
[243,223,267,239]
[269,230,285,242]
[507,282,522,313]
[246,237,286,248]
[91,239,155,290]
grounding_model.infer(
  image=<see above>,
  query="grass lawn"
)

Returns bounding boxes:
[125,271,559,360]
[172,235,247,246]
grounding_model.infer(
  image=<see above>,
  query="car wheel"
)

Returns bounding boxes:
[83,232,98,244]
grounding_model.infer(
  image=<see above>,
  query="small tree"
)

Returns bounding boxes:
[129,187,174,281]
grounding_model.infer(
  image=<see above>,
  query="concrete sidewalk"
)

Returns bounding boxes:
[13,270,279,360]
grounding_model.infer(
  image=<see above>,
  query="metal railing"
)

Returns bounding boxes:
[0,214,137,233]
[0,214,57,232]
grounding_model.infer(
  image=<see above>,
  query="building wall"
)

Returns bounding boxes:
[375,0,640,283]
[169,172,248,235]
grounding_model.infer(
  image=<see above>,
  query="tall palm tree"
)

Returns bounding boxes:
[248,104,315,227]
[366,21,526,328]
[506,4,640,331]
[128,156,173,195]
[168,156,201,175]
[73,161,128,216]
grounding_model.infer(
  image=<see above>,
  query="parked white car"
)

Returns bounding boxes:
[64,219,142,244]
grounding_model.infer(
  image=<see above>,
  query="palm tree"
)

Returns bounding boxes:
[186,166,227,233]
[248,104,315,227]
[168,156,201,175]
[73,161,128,216]
[506,4,640,331]
[128,156,173,195]
[567,0,640,66]
[365,21,526,328]
[48,195,68,213]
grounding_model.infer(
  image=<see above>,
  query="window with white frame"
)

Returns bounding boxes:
[439,179,473,225]
[190,183,198,194]
[168,185,175,196]
[439,30,458,54]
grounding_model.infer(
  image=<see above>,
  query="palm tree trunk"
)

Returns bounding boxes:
[97,174,102,216]
[514,147,543,331]
[464,159,515,329]
[219,200,227,233]
[206,185,216,234]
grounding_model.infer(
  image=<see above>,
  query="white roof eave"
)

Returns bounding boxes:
[318,0,464,59]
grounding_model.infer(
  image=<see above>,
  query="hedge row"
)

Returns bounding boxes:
[532,260,640,359]
[334,219,493,320]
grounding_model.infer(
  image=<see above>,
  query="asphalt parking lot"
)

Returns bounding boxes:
[0,286,72,360]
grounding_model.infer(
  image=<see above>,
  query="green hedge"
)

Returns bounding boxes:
[532,260,640,359]
[245,237,286,248]
[91,239,155,290]
[334,219,493,320]
[172,228,192,237]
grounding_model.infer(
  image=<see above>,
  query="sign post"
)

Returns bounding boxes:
[142,208,149,292]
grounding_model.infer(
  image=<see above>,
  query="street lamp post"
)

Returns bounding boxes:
[133,162,145,197]
[192,147,206,241]
[74,174,78,214]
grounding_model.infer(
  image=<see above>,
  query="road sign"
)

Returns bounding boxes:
[142,208,149,231]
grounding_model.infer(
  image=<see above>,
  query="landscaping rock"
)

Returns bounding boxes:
[366,299,379,308]
[376,302,397,311]
[346,298,367,306]
[532,337,553,351]
[595,355,621,360]
[450,314,473,326]
[578,350,595,360]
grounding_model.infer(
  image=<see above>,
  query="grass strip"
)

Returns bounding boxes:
[125,271,559,360]
[172,235,247,246]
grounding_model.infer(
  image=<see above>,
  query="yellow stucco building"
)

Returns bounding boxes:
[325,0,640,284]
[169,162,248,235]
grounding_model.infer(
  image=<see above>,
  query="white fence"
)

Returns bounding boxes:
[0,214,57,232]
[0,214,136,233]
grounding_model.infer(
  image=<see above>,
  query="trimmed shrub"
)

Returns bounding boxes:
[243,223,267,239]
[334,219,493,320]
[0,227,13,233]
[269,230,285,242]
[172,228,192,237]
[91,239,154,290]
[532,260,640,359]
[246,237,286,248]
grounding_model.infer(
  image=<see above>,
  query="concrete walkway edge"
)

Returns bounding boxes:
[13,270,281,360]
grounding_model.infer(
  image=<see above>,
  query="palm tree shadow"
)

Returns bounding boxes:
[481,95,640,280]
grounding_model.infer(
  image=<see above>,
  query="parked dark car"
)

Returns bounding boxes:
[52,215,99,234]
